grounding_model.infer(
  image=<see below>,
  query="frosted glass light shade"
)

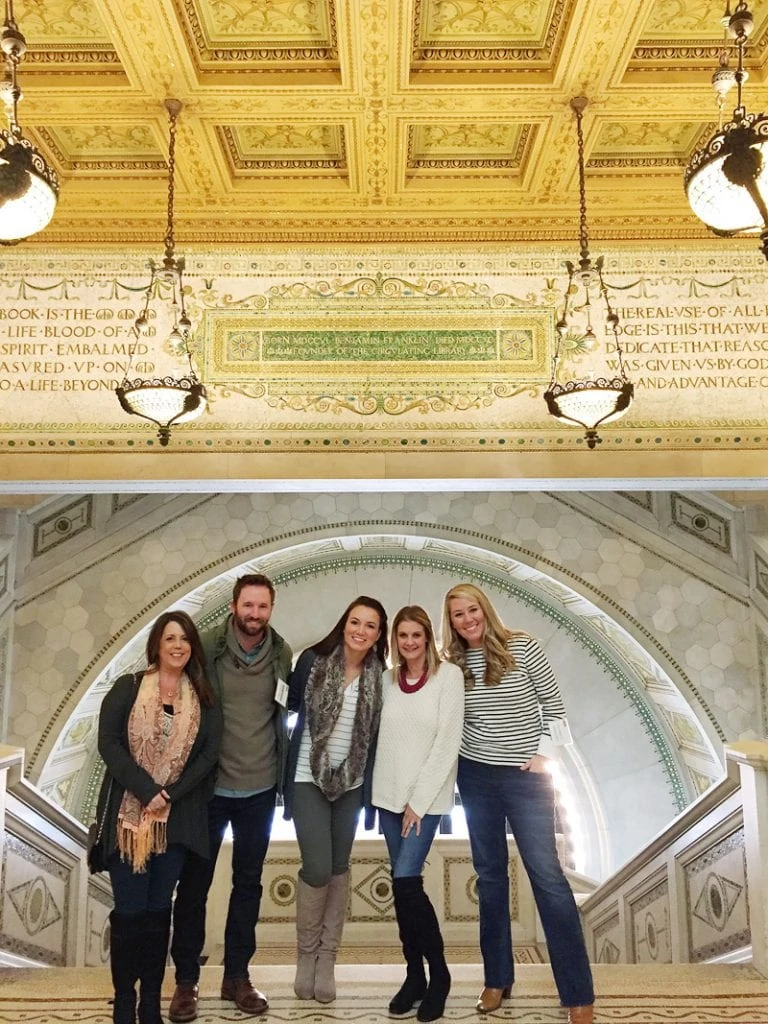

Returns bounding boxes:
[0,131,59,242]
[544,378,634,449]
[685,113,768,235]
[116,377,207,446]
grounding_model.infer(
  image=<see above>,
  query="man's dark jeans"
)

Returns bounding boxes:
[171,789,276,983]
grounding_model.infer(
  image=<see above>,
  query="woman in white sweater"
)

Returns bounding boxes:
[372,606,464,1022]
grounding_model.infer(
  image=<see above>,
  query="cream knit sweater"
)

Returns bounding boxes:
[372,661,464,817]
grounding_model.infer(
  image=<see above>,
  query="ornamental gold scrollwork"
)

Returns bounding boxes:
[264,392,500,416]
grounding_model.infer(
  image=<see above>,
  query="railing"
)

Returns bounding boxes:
[580,741,768,978]
[0,745,111,968]
[14,737,765,974]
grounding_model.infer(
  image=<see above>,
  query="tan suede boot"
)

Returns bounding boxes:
[314,871,349,1003]
[294,878,328,999]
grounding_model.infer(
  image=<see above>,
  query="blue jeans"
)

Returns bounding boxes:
[378,808,441,878]
[109,845,185,915]
[171,789,276,983]
[457,756,593,1007]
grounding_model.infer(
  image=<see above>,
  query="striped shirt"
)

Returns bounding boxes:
[461,635,568,766]
[294,675,363,788]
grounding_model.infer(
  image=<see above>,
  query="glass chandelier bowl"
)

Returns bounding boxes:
[116,375,207,448]
[544,97,634,448]
[684,1,768,256]
[115,99,207,446]
[0,0,59,243]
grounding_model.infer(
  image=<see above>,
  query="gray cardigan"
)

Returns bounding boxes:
[95,673,222,860]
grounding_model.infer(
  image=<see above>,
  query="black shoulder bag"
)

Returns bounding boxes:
[86,775,112,874]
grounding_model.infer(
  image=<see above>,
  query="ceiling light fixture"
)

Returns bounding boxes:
[0,0,59,243]
[544,97,634,449]
[116,99,206,447]
[684,0,768,258]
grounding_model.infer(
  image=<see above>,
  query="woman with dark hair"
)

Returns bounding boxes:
[372,605,464,1022]
[96,611,221,1024]
[284,596,388,1004]
[441,583,594,1024]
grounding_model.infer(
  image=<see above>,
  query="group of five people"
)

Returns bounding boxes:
[95,573,594,1024]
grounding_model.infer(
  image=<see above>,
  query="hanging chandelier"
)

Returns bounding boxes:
[116,99,207,447]
[0,0,59,243]
[544,97,634,449]
[684,0,768,258]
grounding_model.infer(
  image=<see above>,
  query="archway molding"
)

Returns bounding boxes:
[38,528,723,878]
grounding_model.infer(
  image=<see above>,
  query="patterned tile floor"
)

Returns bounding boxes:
[1,963,768,1023]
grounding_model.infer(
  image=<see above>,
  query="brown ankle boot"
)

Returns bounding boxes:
[567,1006,594,1024]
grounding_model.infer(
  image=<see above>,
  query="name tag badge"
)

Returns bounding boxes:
[275,678,289,707]
[549,718,573,745]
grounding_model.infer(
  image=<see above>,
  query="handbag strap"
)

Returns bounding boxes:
[93,774,113,843]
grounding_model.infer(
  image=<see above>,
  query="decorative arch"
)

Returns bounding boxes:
[39,530,723,880]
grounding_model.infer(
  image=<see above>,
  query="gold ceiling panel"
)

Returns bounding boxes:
[588,120,711,171]
[412,0,568,74]
[5,0,768,246]
[629,0,768,71]
[407,122,535,182]
[178,0,339,71]
[219,123,348,178]
[20,0,122,75]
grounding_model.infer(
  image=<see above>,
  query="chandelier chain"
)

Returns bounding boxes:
[575,103,590,267]
[2,0,24,135]
[731,0,752,117]
[164,105,177,260]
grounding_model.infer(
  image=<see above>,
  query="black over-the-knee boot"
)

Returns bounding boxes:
[413,882,451,1022]
[389,877,428,1015]
[138,909,172,1024]
[110,911,141,1024]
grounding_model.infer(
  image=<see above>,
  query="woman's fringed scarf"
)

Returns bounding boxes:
[306,646,382,801]
[117,670,200,872]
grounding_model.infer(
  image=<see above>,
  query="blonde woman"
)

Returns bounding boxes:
[441,583,594,1024]
[372,606,464,1021]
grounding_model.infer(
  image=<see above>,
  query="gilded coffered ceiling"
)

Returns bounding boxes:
[7,0,768,248]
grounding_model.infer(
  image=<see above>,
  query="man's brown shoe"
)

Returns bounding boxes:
[476,986,511,1013]
[168,982,199,1023]
[221,977,269,1016]
[567,1006,594,1024]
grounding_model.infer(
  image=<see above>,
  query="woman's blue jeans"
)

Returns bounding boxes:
[457,756,594,1007]
[108,844,185,915]
[378,808,441,877]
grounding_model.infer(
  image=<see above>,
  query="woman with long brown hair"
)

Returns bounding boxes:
[284,596,388,1004]
[441,583,594,1024]
[96,610,221,1024]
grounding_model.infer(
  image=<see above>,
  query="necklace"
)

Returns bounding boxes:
[159,677,179,702]
[398,665,429,693]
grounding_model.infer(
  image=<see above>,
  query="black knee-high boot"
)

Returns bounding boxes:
[110,911,141,1024]
[413,882,450,1023]
[389,877,428,1015]
[138,909,172,1024]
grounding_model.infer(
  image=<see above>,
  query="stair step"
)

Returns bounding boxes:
[0,963,767,1021]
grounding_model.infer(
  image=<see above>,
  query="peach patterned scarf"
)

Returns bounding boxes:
[116,669,200,872]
